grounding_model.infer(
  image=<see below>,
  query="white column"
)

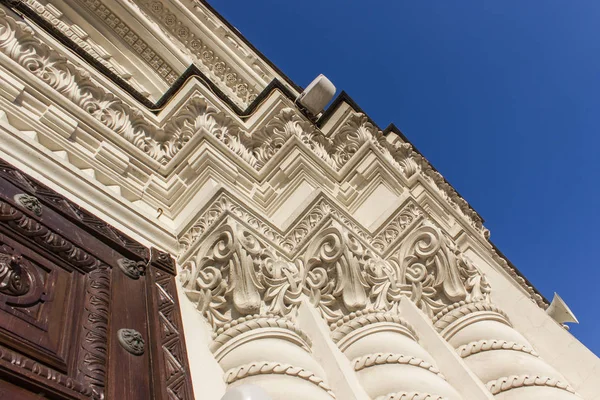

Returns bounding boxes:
[304,223,464,400]
[392,221,582,400]
[180,220,335,400]
[433,300,583,400]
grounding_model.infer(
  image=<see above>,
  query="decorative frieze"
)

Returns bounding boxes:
[0,13,487,238]
[21,0,141,84]
[136,0,257,107]
[179,220,302,329]
[77,0,178,84]
[390,222,492,318]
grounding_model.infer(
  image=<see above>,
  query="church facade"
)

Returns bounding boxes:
[0,1,597,399]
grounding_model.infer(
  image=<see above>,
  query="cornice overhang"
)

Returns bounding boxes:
[0,3,549,309]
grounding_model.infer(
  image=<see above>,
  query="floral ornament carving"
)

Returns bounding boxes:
[331,113,378,168]
[252,108,334,169]
[0,251,30,297]
[117,328,145,356]
[166,96,257,167]
[304,224,403,325]
[372,202,423,252]
[117,258,146,280]
[179,221,303,329]
[390,221,491,318]
[14,194,42,217]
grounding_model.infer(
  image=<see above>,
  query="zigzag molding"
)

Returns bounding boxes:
[0,7,485,234]
[0,6,549,310]
[177,190,423,260]
[177,190,544,308]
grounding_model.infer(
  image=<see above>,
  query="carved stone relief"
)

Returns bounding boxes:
[0,8,549,312]
[390,221,491,318]
[76,0,179,84]
[179,220,303,329]
[136,0,257,107]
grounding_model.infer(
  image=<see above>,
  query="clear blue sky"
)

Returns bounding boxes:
[209,1,600,355]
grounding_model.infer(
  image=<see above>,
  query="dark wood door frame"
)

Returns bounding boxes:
[0,158,194,399]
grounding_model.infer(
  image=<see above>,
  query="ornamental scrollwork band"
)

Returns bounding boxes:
[179,220,303,330]
[179,217,580,399]
[180,217,493,331]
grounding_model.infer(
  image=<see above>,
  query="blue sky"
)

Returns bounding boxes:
[210,1,600,355]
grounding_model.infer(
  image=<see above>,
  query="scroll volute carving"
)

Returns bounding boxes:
[180,221,303,329]
[0,246,44,304]
[391,222,491,317]
[304,225,374,323]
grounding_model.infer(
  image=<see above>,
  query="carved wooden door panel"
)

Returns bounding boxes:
[0,158,194,400]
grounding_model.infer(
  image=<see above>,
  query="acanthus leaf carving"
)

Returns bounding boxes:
[304,224,407,325]
[252,107,334,169]
[391,221,491,318]
[180,220,303,330]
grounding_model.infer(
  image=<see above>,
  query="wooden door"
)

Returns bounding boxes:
[0,158,194,399]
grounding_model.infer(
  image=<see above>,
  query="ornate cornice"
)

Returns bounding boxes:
[135,0,257,107]
[75,0,179,85]
[224,361,336,398]
[486,375,576,395]
[0,11,485,234]
[0,11,486,232]
[179,220,303,330]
